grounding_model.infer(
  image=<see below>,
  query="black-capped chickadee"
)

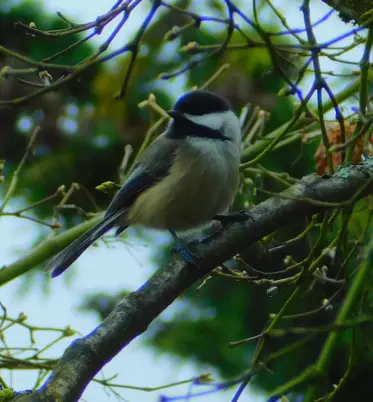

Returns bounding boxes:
[46,90,242,278]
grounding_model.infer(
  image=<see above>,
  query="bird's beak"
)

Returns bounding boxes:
[167,110,183,120]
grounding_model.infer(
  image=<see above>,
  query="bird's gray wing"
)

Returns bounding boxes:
[47,135,179,277]
[46,161,161,277]
[104,134,179,219]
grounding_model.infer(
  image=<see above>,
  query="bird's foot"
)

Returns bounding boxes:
[214,210,254,227]
[169,230,200,266]
[171,243,200,266]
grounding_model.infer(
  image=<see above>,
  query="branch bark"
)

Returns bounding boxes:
[321,0,373,24]
[13,159,373,402]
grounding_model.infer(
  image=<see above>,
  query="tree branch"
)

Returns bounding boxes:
[9,159,373,401]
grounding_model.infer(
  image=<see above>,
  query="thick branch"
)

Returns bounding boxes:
[321,0,373,24]
[13,159,373,402]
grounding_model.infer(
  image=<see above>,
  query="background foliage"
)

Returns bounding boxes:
[1,0,373,401]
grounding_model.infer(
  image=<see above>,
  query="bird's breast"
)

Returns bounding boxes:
[127,138,240,231]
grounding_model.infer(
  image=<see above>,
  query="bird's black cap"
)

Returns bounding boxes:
[172,90,232,116]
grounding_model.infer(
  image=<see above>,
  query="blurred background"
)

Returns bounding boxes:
[1,0,372,401]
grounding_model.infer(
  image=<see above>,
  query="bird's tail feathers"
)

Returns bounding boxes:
[45,209,127,278]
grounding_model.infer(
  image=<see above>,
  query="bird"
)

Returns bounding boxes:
[46,90,243,278]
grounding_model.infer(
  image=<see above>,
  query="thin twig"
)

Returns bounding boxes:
[0,126,40,212]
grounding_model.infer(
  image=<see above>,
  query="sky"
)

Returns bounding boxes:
[0,1,366,401]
